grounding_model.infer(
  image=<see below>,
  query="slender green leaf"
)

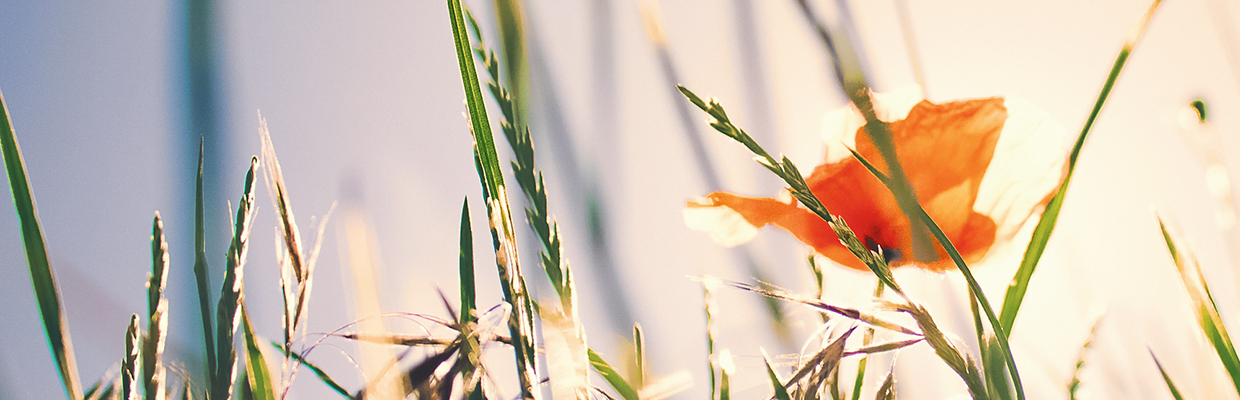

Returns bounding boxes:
[448,0,538,397]
[191,140,217,384]
[1151,350,1185,400]
[0,88,83,400]
[761,349,792,400]
[269,341,349,398]
[588,349,639,400]
[633,324,646,389]
[145,213,170,400]
[1159,217,1240,394]
[999,0,1163,336]
[240,306,276,400]
[459,198,476,325]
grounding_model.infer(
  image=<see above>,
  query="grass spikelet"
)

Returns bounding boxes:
[0,88,84,400]
[123,314,140,400]
[143,300,170,400]
[1068,314,1103,400]
[258,114,335,394]
[212,157,260,400]
[144,213,170,400]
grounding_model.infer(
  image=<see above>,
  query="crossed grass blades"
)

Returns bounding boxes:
[5,0,1218,399]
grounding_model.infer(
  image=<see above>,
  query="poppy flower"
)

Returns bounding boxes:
[685,87,1070,272]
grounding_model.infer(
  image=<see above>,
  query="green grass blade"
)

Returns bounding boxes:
[123,315,140,400]
[588,349,639,400]
[212,157,259,400]
[448,0,539,397]
[851,149,1015,400]
[633,324,646,389]
[240,306,276,400]
[0,88,84,400]
[1150,350,1185,400]
[761,349,792,400]
[1159,217,1240,394]
[459,198,476,325]
[268,341,349,399]
[192,139,217,383]
[999,0,1163,335]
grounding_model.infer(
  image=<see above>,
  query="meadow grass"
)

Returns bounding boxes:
[7,0,1240,399]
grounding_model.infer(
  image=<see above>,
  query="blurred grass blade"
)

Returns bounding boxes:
[999,0,1163,335]
[213,157,260,400]
[1151,350,1185,400]
[702,278,720,400]
[1159,216,1240,394]
[240,306,276,400]
[1069,314,1103,400]
[0,88,84,400]
[633,324,646,389]
[268,341,349,398]
[588,349,639,400]
[718,349,733,400]
[874,372,895,400]
[123,315,140,400]
[761,349,792,400]
[192,139,217,383]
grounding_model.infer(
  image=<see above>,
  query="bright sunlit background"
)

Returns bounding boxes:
[3,1,1240,399]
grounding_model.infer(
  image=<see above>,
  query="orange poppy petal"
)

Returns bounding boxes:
[688,87,1068,273]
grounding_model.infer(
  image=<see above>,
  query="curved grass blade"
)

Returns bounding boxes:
[999,0,1163,335]
[240,306,276,400]
[212,157,260,400]
[761,349,792,400]
[0,88,84,400]
[588,349,639,400]
[192,140,217,383]
[268,341,349,398]
[143,300,169,400]
[1159,217,1240,394]
[1151,350,1185,400]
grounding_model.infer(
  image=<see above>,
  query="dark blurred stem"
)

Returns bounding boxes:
[524,1,638,336]
[644,2,793,348]
[184,0,229,388]
[893,0,927,94]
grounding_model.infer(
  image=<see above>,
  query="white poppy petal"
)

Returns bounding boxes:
[684,198,759,247]
[973,97,1071,251]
